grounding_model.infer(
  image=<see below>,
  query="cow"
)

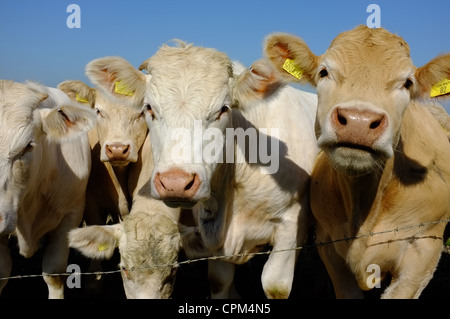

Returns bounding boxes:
[0,80,95,298]
[426,102,450,141]
[60,80,182,298]
[68,200,181,299]
[264,25,450,298]
[80,44,318,299]
[58,80,149,224]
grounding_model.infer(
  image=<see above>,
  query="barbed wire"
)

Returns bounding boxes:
[1,217,449,281]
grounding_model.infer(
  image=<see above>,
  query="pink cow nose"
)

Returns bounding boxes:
[331,107,387,148]
[154,169,201,202]
[105,143,131,161]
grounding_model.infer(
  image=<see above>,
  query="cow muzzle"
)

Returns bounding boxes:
[105,142,131,164]
[331,107,388,150]
[153,169,202,208]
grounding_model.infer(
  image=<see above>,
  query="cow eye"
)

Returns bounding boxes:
[94,108,102,117]
[144,103,155,120]
[119,264,130,280]
[23,141,35,154]
[319,68,328,78]
[403,78,413,90]
[16,141,35,159]
[217,105,230,120]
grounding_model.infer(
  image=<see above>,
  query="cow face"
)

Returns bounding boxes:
[58,81,148,166]
[0,80,95,235]
[85,47,233,208]
[68,211,180,299]
[265,25,450,176]
[139,45,233,208]
[86,46,287,208]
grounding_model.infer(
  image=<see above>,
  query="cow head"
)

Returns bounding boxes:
[85,44,285,208]
[265,25,450,176]
[0,80,95,235]
[58,80,148,166]
[68,211,180,299]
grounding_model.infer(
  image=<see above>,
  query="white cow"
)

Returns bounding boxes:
[62,80,182,298]
[82,44,318,299]
[58,80,149,224]
[68,192,182,299]
[0,80,95,298]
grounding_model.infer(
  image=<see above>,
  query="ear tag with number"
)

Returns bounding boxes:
[282,58,303,80]
[430,78,450,97]
[114,81,135,96]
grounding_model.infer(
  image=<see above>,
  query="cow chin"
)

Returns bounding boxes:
[163,199,199,209]
[326,145,388,177]
[108,159,132,167]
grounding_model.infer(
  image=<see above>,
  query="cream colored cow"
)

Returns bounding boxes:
[61,80,182,298]
[58,80,148,224]
[0,80,95,298]
[265,25,450,298]
[80,45,318,299]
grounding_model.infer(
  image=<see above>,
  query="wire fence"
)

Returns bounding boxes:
[1,217,449,281]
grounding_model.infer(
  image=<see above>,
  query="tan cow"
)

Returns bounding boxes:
[265,25,450,298]
[0,80,95,298]
[61,79,181,298]
[80,44,318,299]
[58,80,148,224]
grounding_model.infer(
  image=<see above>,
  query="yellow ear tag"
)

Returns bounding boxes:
[114,80,135,96]
[282,58,303,80]
[98,243,109,252]
[430,78,450,97]
[76,94,89,103]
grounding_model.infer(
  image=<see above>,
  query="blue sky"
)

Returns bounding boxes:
[0,0,449,110]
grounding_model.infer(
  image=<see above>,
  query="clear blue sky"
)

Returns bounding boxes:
[1,0,449,110]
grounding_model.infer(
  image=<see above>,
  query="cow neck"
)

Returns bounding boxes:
[335,161,389,232]
[106,162,131,215]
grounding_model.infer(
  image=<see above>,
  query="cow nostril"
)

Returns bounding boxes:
[337,113,347,125]
[370,120,382,129]
[184,174,196,191]
[122,145,130,155]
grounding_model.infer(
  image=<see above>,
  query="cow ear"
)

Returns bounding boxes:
[68,224,122,260]
[40,103,96,141]
[414,54,450,100]
[58,80,96,107]
[85,56,147,103]
[138,58,150,72]
[264,32,319,86]
[232,59,285,108]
